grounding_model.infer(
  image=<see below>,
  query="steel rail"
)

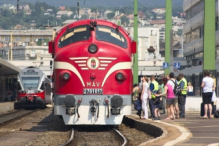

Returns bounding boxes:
[0,109,40,127]
[59,128,74,146]
[113,128,128,146]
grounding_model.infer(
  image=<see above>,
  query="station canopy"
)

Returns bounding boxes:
[0,58,20,75]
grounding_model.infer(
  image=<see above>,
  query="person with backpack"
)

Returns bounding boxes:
[155,77,175,120]
[178,73,188,118]
[167,72,180,119]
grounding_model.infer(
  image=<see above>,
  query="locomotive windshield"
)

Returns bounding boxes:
[22,77,40,89]
[58,25,90,48]
[96,25,127,48]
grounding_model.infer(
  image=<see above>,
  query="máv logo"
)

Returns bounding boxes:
[87,57,99,69]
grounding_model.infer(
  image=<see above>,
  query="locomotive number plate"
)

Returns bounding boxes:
[83,89,103,94]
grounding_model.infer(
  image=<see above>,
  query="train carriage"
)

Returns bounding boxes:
[15,66,52,108]
[49,19,136,125]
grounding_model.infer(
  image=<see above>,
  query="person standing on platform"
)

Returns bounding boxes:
[149,75,159,118]
[201,71,214,119]
[168,72,180,119]
[155,77,175,120]
[210,74,217,115]
[178,73,187,118]
[136,77,143,117]
[141,76,149,119]
[187,82,194,96]
[132,84,139,102]
[159,81,166,114]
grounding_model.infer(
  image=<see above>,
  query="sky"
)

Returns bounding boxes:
[0,0,183,8]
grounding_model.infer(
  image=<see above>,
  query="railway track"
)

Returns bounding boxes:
[0,109,39,127]
[60,127,127,146]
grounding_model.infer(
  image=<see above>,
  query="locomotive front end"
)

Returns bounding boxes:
[51,20,136,125]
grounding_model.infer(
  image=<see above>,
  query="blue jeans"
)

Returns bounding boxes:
[188,92,193,96]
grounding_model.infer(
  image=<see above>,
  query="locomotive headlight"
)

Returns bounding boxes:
[88,44,98,53]
[115,71,127,81]
[63,73,70,80]
[116,73,124,80]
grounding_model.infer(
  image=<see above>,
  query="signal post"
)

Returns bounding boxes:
[165,0,172,76]
[203,0,216,75]
[133,0,138,84]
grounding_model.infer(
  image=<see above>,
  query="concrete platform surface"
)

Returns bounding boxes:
[161,114,219,146]
[131,111,219,146]
[0,102,15,114]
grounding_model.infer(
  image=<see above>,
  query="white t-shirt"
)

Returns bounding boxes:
[202,77,214,93]
[188,86,193,92]
[167,78,175,89]
[139,82,143,90]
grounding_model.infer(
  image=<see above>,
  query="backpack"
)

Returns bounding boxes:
[215,111,219,118]
[134,98,142,111]
[170,80,181,96]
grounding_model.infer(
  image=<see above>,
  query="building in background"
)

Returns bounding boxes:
[0,30,53,76]
[125,26,164,76]
[125,26,161,61]
[182,0,219,67]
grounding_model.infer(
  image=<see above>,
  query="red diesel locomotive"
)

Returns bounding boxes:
[49,19,136,125]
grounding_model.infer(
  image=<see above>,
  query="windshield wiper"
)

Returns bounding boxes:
[115,26,122,40]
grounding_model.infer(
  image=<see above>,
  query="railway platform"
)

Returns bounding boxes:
[0,102,15,114]
[130,98,219,146]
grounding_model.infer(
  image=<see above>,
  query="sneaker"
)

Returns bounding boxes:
[158,117,161,120]
[153,117,158,120]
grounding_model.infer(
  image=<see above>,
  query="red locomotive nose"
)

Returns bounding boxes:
[90,73,96,79]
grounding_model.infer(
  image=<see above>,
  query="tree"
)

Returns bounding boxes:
[70,6,77,12]
[61,15,69,22]
[91,7,98,12]
[177,29,183,36]
[81,15,88,20]
[121,16,129,26]
[153,12,157,20]
[106,12,115,20]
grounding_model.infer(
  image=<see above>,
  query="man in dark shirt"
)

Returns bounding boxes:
[178,73,187,118]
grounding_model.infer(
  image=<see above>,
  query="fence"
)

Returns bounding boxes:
[184,71,218,97]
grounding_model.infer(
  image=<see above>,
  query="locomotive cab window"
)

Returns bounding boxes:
[96,26,127,48]
[22,77,40,89]
[58,25,90,48]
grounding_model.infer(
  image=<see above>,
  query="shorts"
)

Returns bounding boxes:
[166,98,175,105]
[155,102,161,109]
[173,98,178,106]
[202,92,212,104]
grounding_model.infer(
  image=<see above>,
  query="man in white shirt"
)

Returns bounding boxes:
[201,71,214,118]
[167,72,179,118]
